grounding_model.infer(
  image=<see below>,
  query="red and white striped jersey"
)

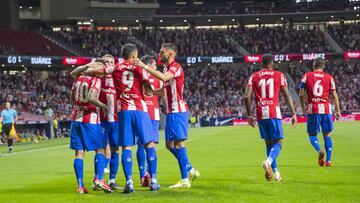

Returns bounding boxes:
[247,69,287,121]
[145,75,163,121]
[110,61,150,112]
[99,74,118,122]
[300,71,336,114]
[71,75,101,124]
[163,61,188,113]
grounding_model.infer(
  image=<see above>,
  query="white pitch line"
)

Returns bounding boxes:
[0,144,68,157]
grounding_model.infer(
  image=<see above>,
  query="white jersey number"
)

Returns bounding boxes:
[74,81,89,103]
[258,78,274,98]
[122,71,134,91]
[313,80,323,97]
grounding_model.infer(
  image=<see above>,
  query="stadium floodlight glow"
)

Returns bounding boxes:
[90,19,94,22]
[48,65,51,68]
[331,15,334,18]
[184,19,187,22]
[19,6,22,9]
[232,18,235,22]
[160,19,163,23]
[208,19,211,22]
[281,17,284,20]
[357,14,359,17]
[136,19,139,23]
[29,6,32,9]
[112,19,115,23]
[256,18,259,21]
[21,65,24,67]
[1,64,4,67]
[306,16,309,19]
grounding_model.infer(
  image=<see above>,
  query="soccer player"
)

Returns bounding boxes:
[134,43,200,189]
[136,55,163,187]
[299,58,341,167]
[109,44,160,193]
[0,101,17,153]
[95,54,122,190]
[244,54,297,181]
[69,61,112,194]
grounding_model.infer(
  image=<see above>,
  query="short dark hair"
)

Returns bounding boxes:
[262,54,273,67]
[121,43,137,59]
[140,55,155,65]
[314,58,326,69]
[162,43,177,53]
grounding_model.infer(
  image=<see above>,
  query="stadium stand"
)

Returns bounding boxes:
[328,23,360,51]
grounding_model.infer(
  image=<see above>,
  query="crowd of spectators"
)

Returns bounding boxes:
[0,71,73,121]
[328,23,360,51]
[48,25,335,57]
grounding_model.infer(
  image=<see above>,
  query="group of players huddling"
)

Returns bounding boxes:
[69,43,200,194]
[69,42,340,194]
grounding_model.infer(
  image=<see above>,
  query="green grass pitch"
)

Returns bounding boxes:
[0,122,359,203]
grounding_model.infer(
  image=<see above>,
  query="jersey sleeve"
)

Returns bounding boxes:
[13,109,17,117]
[141,68,150,83]
[300,74,307,89]
[166,64,181,78]
[247,75,254,87]
[280,73,288,87]
[90,77,101,92]
[330,76,336,90]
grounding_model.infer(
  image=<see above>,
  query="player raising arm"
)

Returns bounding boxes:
[299,58,341,167]
[244,54,297,182]
[134,43,200,189]
[69,63,112,194]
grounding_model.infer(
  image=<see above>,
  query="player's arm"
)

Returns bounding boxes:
[244,86,255,127]
[87,88,108,115]
[0,112,3,123]
[70,65,89,78]
[330,90,341,119]
[153,87,165,96]
[70,62,105,78]
[134,59,174,82]
[281,86,297,128]
[299,88,308,115]
[13,110,17,124]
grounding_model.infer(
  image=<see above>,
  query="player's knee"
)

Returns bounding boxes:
[75,150,85,158]
[122,146,132,151]
[96,148,105,154]
[145,142,155,148]
[166,141,174,150]
[323,132,331,137]
[110,147,119,153]
[174,140,185,148]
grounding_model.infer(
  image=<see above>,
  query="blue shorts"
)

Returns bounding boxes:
[70,122,106,151]
[118,111,153,146]
[258,119,284,140]
[307,114,333,134]
[151,120,160,144]
[165,112,189,142]
[101,122,119,148]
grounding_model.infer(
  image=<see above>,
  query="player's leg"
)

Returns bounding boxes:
[145,142,160,191]
[165,114,178,159]
[74,150,88,194]
[321,114,334,166]
[4,124,13,153]
[86,123,112,193]
[106,122,121,189]
[135,111,159,191]
[307,114,324,166]
[70,122,88,194]
[104,144,111,173]
[265,140,279,175]
[118,111,135,193]
[136,144,147,186]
